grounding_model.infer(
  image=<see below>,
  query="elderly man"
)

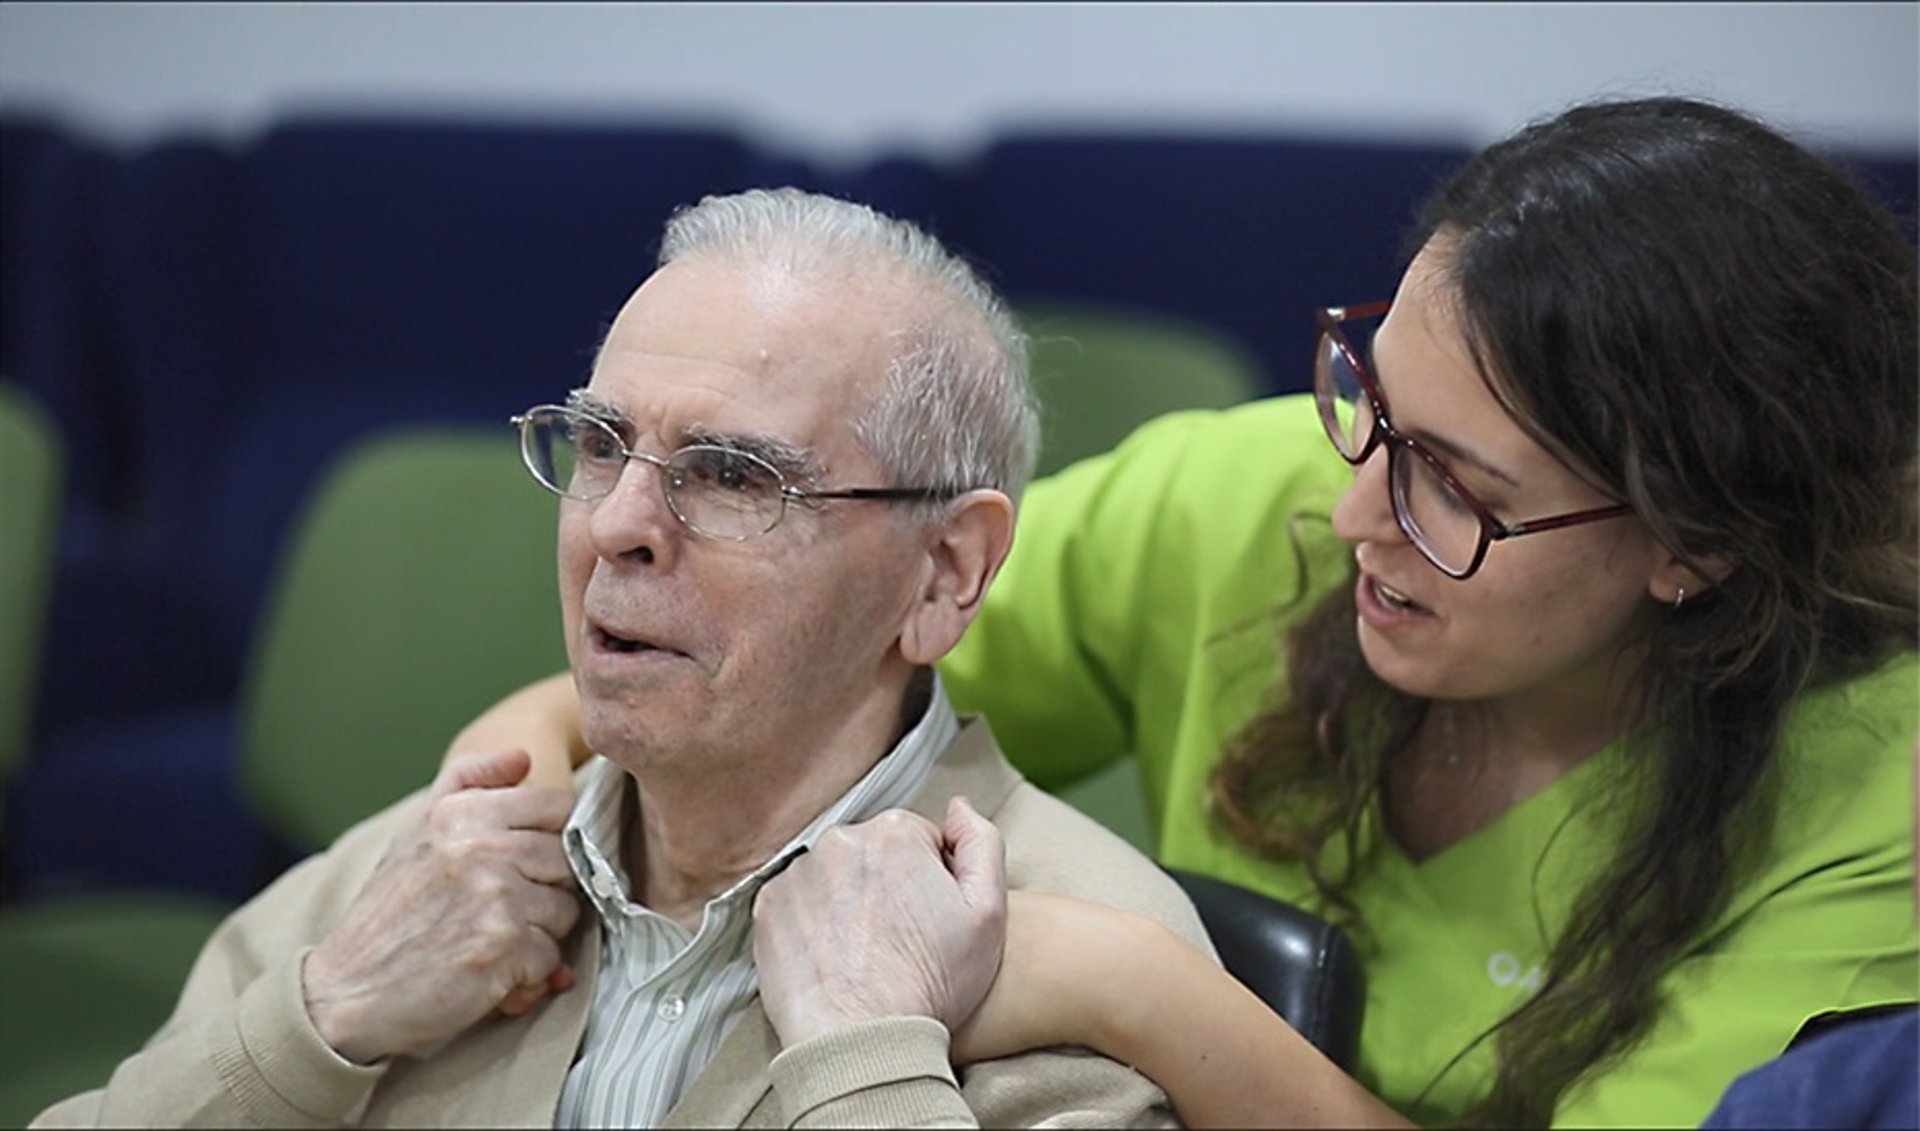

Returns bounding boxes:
[35,188,1211,1128]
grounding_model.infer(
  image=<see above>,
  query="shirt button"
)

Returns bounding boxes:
[591,872,619,900]
[658,995,686,1022]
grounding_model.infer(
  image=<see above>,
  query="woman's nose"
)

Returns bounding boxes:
[1330,443,1401,548]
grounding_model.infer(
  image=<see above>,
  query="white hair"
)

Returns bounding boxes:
[658,187,1039,505]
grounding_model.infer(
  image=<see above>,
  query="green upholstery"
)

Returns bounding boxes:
[238,427,570,852]
[0,429,563,1121]
[0,386,233,1125]
[0,891,230,1125]
[1015,306,1263,853]
[1021,302,1263,478]
[0,383,61,795]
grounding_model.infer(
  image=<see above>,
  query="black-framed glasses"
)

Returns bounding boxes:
[1313,301,1634,580]
[511,405,960,541]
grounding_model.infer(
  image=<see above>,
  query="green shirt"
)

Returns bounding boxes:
[940,394,1918,1127]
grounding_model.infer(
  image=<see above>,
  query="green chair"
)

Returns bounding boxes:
[0,384,232,1127]
[0,423,570,1124]
[0,383,60,801]
[0,891,231,1123]
[1020,302,1263,478]
[1015,305,1264,853]
[238,426,570,852]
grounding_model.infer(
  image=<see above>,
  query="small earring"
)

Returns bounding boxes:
[1671,587,1686,612]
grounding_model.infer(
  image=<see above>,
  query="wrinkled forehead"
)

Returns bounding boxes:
[615,255,917,382]
[580,255,907,462]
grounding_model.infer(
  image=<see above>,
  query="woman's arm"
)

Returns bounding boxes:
[960,891,1413,1130]
[749,804,1410,1128]
[443,670,585,788]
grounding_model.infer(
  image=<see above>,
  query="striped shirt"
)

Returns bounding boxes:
[554,673,961,1128]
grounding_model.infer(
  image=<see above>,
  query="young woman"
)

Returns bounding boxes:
[451,96,1918,1126]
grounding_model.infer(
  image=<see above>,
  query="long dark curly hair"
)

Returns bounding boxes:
[1210,96,1919,1125]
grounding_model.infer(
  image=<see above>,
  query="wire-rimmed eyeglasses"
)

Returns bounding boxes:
[1313,301,1634,580]
[511,405,960,541]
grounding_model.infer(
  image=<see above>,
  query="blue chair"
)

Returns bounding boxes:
[1830,149,1918,241]
[944,131,1473,396]
[113,119,761,718]
[0,120,121,545]
[0,382,231,1127]
[15,119,766,901]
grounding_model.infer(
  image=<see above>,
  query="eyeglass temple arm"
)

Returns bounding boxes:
[791,486,962,502]
[1500,502,1635,537]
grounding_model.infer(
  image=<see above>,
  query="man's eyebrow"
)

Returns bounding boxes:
[558,392,827,483]
[682,424,824,484]
[563,389,626,426]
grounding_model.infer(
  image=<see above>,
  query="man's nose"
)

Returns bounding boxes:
[1329,444,1401,548]
[586,456,682,567]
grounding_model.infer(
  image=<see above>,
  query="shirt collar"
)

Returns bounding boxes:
[564,669,960,925]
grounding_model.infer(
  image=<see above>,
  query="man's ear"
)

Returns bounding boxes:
[898,489,1016,666]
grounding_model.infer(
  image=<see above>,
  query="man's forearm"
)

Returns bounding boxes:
[769,1015,979,1128]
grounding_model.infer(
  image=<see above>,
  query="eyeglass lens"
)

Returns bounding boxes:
[1315,317,1376,460]
[521,409,790,540]
[1391,447,1484,574]
[1314,310,1485,575]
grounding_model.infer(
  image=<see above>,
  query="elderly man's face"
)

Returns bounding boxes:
[556,254,932,777]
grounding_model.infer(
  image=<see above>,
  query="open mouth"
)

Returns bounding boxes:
[593,626,676,656]
[1370,577,1429,615]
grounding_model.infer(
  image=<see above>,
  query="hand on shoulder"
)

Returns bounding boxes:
[301,749,581,1063]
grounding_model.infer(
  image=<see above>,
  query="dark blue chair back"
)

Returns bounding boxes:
[940,132,1473,395]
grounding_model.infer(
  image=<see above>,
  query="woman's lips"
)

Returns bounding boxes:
[1372,577,1426,613]
[1355,572,1434,629]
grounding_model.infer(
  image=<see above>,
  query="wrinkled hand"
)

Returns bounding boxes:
[752,797,1007,1048]
[302,749,581,1064]
[493,742,580,1017]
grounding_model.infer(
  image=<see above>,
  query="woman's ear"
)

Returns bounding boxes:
[1649,548,1735,607]
[899,489,1016,665]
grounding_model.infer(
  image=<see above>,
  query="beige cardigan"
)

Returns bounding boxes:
[35,718,1214,1128]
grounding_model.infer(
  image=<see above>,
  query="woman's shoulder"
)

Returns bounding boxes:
[1023,393,1349,565]
[1779,650,1918,775]
[1124,392,1337,472]
[1758,648,1916,883]
[1036,393,1344,498]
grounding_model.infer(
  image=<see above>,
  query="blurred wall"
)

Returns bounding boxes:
[2,2,1914,157]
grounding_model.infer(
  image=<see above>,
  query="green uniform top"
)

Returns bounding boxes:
[940,393,1918,1127]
